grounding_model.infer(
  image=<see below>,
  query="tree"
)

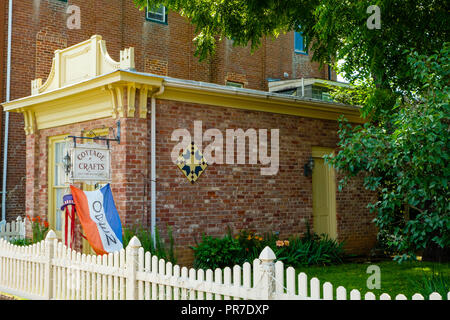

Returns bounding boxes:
[326,44,449,262]
[135,0,450,261]
[135,1,448,101]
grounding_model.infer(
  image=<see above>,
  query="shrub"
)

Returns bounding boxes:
[274,233,345,267]
[122,225,177,264]
[410,268,450,299]
[9,238,32,246]
[192,225,345,270]
[191,233,242,270]
[27,215,49,243]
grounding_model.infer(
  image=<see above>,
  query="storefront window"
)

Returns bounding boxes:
[48,135,69,236]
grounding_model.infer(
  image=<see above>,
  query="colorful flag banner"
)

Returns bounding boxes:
[70,184,123,255]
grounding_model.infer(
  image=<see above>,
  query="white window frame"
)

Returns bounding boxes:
[146,1,167,24]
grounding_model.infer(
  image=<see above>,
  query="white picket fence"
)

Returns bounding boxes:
[0,230,448,300]
[0,216,26,242]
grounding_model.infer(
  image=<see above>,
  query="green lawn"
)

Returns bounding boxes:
[295,260,450,299]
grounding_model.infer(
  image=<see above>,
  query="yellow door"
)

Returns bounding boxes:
[312,147,337,239]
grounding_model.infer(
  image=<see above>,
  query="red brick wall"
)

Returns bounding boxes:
[0,0,5,190]
[3,0,342,246]
[25,114,151,252]
[154,100,376,264]
[24,95,376,265]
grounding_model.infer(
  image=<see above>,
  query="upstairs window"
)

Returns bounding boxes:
[146,1,168,24]
[294,30,307,55]
[226,81,244,88]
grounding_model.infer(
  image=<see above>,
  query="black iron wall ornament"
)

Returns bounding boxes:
[68,120,121,149]
[304,156,315,177]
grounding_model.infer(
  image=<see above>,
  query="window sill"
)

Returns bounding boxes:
[145,17,168,25]
[294,50,308,56]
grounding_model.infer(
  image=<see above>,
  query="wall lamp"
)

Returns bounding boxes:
[304,156,314,177]
[63,152,72,176]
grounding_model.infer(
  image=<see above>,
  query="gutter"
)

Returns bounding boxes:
[2,0,13,223]
[150,84,165,246]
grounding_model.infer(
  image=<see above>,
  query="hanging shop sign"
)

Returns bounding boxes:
[69,142,112,182]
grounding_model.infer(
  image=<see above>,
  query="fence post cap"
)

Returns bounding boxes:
[45,230,58,241]
[126,236,141,249]
[259,246,276,262]
[16,216,22,222]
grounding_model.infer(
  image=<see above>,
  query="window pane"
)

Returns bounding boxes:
[294,31,306,53]
[226,81,244,88]
[146,4,166,22]
[54,142,67,186]
[55,188,64,231]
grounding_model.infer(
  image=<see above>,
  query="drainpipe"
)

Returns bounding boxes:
[150,84,164,246]
[1,0,13,223]
[301,77,304,97]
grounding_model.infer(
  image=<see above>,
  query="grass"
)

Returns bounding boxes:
[295,259,450,299]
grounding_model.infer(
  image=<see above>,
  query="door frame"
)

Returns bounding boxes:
[47,134,70,239]
[311,146,337,239]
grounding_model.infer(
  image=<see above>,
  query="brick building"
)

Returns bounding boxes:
[1,1,376,264]
[0,0,336,223]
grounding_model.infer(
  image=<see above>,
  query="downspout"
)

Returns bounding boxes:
[150,84,164,245]
[2,0,13,223]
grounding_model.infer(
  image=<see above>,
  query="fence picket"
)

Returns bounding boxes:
[102,254,108,300]
[189,268,196,300]
[252,259,260,288]
[1,237,449,301]
[107,253,114,300]
[364,292,376,300]
[232,265,241,300]
[85,255,91,300]
[223,267,231,300]
[298,272,307,298]
[336,286,347,300]
[181,267,188,300]
[113,251,120,300]
[144,251,151,300]
[286,267,296,297]
[274,261,284,295]
[205,269,213,300]
[166,262,173,300]
[137,248,144,300]
[243,262,251,291]
[429,292,442,300]
[119,249,126,300]
[173,265,180,300]
[380,293,391,300]
[197,269,205,300]
[323,282,333,300]
[310,277,320,299]
[214,268,222,300]
[151,256,158,300]
[412,293,424,300]
[96,255,102,300]
[159,259,166,300]
[350,289,361,300]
